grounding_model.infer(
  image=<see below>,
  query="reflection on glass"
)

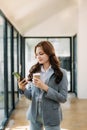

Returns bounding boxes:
[0,15,5,125]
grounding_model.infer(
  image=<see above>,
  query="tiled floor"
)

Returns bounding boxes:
[5,93,87,130]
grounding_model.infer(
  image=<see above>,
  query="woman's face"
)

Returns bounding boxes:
[35,47,50,65]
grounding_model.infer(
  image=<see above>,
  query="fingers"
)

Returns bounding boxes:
[33,77,39,84]
[33,77,42,89]
[17,78,21,82]
[18,78,28,90]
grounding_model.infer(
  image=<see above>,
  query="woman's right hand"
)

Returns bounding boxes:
[18,78,28,91]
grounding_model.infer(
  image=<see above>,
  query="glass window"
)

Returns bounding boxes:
[0,15,5,126]
[0,12,22,128]
[13,30,19,103]
[48,38,70,57]
[7,23,13,113]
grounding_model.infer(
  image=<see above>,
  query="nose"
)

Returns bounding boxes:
[37,56,41,60]
[36,54,41,59]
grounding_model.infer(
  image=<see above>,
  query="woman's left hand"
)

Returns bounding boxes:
[33,77,48,92]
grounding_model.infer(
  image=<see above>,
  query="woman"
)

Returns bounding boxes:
[18,41,68,130]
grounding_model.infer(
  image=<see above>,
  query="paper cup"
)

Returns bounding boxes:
[33,73,40,79]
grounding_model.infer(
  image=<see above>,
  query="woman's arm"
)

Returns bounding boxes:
[45,69,68,103]
[18,78,32,100]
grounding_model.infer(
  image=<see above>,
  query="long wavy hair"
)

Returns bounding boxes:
[28,41,63,84]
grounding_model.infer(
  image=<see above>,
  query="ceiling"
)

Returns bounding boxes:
[0,0,78,36]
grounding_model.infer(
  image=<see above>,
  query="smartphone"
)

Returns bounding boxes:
[12,72,24,94]
[12,72,21,79]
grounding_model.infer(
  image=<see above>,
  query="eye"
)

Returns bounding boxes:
[35,52,45,57]
[39,52,44,55]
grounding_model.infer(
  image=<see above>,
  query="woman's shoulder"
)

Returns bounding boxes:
[60,67,68,76]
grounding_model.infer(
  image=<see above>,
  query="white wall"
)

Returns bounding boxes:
[77,0,87,98]
[25,6,78,37]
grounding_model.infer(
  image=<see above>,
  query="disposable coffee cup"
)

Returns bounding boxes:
[33,73,40,79]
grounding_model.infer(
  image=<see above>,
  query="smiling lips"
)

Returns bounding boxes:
[38,58,43,62]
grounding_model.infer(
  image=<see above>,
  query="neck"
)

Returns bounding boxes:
[43,62,50,71]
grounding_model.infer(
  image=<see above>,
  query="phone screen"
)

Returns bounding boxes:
[12,72,21,79]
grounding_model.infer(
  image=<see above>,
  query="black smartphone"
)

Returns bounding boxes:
[12,72,21,79]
